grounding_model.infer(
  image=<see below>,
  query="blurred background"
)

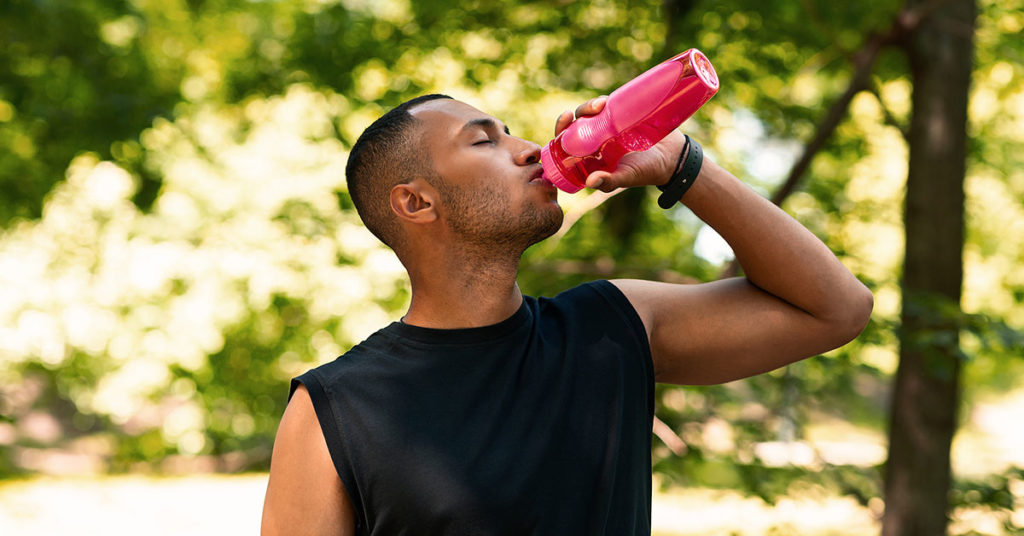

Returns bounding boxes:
[0,0,1021,534]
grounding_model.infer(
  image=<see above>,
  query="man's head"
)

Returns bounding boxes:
[345,95,563,259]
[345,93,452,250]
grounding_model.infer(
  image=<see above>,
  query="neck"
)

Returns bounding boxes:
[401,241,524,329]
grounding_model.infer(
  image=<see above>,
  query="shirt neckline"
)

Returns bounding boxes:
[385,298,532,346]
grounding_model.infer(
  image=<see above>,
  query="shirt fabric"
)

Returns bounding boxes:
[291,280,655,535]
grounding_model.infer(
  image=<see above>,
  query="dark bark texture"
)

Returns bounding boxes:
[883,0,976,534]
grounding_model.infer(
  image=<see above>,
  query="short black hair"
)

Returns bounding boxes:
[345,94,452,249]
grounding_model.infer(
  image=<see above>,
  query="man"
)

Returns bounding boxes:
[261,94,873,535]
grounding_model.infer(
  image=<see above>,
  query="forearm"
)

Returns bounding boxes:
[679,158,871,325]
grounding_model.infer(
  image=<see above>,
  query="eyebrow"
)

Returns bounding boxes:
[461,118,511,136]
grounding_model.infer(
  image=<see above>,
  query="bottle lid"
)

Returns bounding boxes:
[690,49,719,91]
[540,144,584,193]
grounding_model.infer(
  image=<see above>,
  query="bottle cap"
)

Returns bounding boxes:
[540,144,584,193]
[690,49,719,91]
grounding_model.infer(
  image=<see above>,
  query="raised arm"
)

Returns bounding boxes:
[557,98,873,385]
[262,384,355,536]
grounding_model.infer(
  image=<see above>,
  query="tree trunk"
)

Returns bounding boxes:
[882,0,976,534]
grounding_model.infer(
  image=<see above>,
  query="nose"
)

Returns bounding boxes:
[514,138,542,166]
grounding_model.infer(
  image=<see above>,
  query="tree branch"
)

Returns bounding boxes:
[717,6,931,278]
[653,416,688,456]
[767,2,938,207]
[867,80,911,140]
[770,43,877,206]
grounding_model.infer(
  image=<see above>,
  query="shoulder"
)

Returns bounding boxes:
[296,327,398,384]
[604,279,665,335]
[547,279,630,310]
[545,279,645,328]
[262,384,356,535]
[536,280,651,353]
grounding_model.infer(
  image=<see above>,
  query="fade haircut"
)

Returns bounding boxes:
[345,94,453,250]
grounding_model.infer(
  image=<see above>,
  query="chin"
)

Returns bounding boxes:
[529,208,564,244]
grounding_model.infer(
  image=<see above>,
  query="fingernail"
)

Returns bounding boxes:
[591,177,604,188]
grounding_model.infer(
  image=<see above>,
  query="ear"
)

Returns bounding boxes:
[389,178,439,224]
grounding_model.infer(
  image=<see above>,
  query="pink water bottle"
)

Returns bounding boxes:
[540,49,720,193]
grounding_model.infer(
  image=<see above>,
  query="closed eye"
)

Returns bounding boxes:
[473,139,495,146]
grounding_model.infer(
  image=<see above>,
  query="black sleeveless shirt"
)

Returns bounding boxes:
[291,280,655,535]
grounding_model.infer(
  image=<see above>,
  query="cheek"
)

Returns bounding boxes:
[438,153,497,186]
[444,179,506,219]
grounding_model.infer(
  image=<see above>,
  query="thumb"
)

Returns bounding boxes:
[585,170,615,192]
[586,164,643,192]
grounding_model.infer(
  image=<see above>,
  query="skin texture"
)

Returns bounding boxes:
[261,97,874,534]
[261,384,354,536]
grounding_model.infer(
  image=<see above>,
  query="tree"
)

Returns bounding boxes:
[0,0,180,223]
[2,4,1022,532]
[883,0,977,533]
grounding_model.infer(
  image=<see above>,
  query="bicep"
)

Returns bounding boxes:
[612,278,843,385]
[262,384,355,536]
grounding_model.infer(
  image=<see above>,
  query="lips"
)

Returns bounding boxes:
[528,167,554,187]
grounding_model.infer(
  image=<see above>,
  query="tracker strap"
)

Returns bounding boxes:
[657,135,703,209]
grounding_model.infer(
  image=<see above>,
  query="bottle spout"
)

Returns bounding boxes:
[540,143,585,193]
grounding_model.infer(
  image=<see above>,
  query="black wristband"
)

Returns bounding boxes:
[657,135,703,209]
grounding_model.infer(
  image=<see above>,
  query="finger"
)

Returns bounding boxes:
[573,95,608,120]
[554,109,574,136]
[588,162,644,191]
[585,170,612,190]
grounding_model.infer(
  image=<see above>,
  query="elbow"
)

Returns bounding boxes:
[832,283,874,346]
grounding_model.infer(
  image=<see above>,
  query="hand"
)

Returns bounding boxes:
[554,96,687,192]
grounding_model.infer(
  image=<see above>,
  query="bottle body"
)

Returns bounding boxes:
[540,48,720,193]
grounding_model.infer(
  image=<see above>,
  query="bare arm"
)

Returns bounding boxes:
[262,384,356,536]
[611,157,873,384]
[558,99,873,385]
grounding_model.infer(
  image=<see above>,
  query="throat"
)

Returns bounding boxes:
[404,248,523,329]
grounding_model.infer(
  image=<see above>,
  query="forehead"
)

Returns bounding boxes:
[410,99,499,138]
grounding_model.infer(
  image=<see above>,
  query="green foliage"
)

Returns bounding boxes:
[0,6,1022,531]
[0,0,180,221]
[951,467,1024,535]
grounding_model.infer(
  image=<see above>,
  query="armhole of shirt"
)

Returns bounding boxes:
[588,280,656,418]
[289,373,366,533]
